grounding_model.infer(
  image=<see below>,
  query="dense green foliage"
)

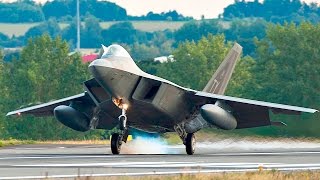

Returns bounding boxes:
[174,19,267,55]
[43,0,127,21]
[0,35,102,139]
[0,1,44,23]
[223,0,320,23]
[242,22,320,137]
[129,11,192,21]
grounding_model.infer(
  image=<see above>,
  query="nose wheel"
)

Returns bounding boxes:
[111,133,122,154]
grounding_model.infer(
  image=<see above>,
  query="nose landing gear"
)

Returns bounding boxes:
[111,107,129,154]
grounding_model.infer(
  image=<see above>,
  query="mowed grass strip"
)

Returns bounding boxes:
[0,139,109,147]
[0,21,187,37]
[61,170,320,180]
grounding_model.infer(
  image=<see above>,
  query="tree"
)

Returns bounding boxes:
[62,18,84,50]
[129,43,160,61]
[157,34,253,92]
[0,2,44,22]
[243,22,320,137]
[42,0,127,21]
[2,35,95,140]
[81,15,103,48]
[101,22,149,45]
[24,18,61,40]
[174,20,222,45]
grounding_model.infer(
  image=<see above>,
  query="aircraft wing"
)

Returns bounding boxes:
[6,93,91,117]
[194,91,318,129]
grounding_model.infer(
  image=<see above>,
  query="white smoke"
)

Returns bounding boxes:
[197,138,320,150]
[121,136,179,154]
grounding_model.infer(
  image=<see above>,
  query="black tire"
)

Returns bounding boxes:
[185,133,196,155]
[111,133,122,154]
[119,116,126,130]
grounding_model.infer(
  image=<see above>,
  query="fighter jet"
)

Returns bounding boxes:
[7,43,318,155]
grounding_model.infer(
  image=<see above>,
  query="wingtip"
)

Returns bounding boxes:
[6,112,13,116]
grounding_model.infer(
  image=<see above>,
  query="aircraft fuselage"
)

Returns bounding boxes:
[89,57,194,133]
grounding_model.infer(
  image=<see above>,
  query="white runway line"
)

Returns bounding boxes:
[208,151,320,156]
[0,151,318,160]
[0,155,121,160]
[12,162,279,168]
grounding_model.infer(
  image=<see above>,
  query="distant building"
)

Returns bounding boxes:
[70,48,99,63]
[82,54,98,63]
[154,55,175,63]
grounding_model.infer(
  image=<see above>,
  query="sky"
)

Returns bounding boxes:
[2,0,320,19]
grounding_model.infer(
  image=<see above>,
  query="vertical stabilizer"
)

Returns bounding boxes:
[202,43,242,95]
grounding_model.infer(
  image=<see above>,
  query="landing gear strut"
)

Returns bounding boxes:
[111,107,128,154]
[118,108,127,130]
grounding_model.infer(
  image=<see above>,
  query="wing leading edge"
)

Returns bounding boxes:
[6,93,89,117]
[196,91,317,114]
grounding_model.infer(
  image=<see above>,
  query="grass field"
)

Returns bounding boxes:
[66,170,320,180]
[0,21,187,37]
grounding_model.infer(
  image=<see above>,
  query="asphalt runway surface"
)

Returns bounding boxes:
[1,138,320,179]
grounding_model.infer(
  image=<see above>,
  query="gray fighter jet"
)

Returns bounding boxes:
[7,44,318,155]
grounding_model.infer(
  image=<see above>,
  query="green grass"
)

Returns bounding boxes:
[0,139,35,147]
[66,170,320,180]
[0,21,187,37]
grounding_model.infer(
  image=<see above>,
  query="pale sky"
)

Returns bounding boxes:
[2,0,320,19]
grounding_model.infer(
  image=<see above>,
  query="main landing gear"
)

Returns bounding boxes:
[175,124,196,155]
[111,107,128,154]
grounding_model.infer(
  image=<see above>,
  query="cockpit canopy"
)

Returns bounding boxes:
[101,44,131,59]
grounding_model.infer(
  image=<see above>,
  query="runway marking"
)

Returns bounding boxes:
[0,151,319,160]
[0,155,123,160]
[12,162,279,168]
[208,151,320,156]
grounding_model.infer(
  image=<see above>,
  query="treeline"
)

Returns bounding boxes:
[223,0,320,23]
[0,0,191,23]
[0,18,266,61]
[0,22,319,139]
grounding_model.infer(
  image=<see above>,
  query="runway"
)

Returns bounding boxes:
[1,139,320,179]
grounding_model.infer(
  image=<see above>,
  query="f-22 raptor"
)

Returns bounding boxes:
[7,43,318,155]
